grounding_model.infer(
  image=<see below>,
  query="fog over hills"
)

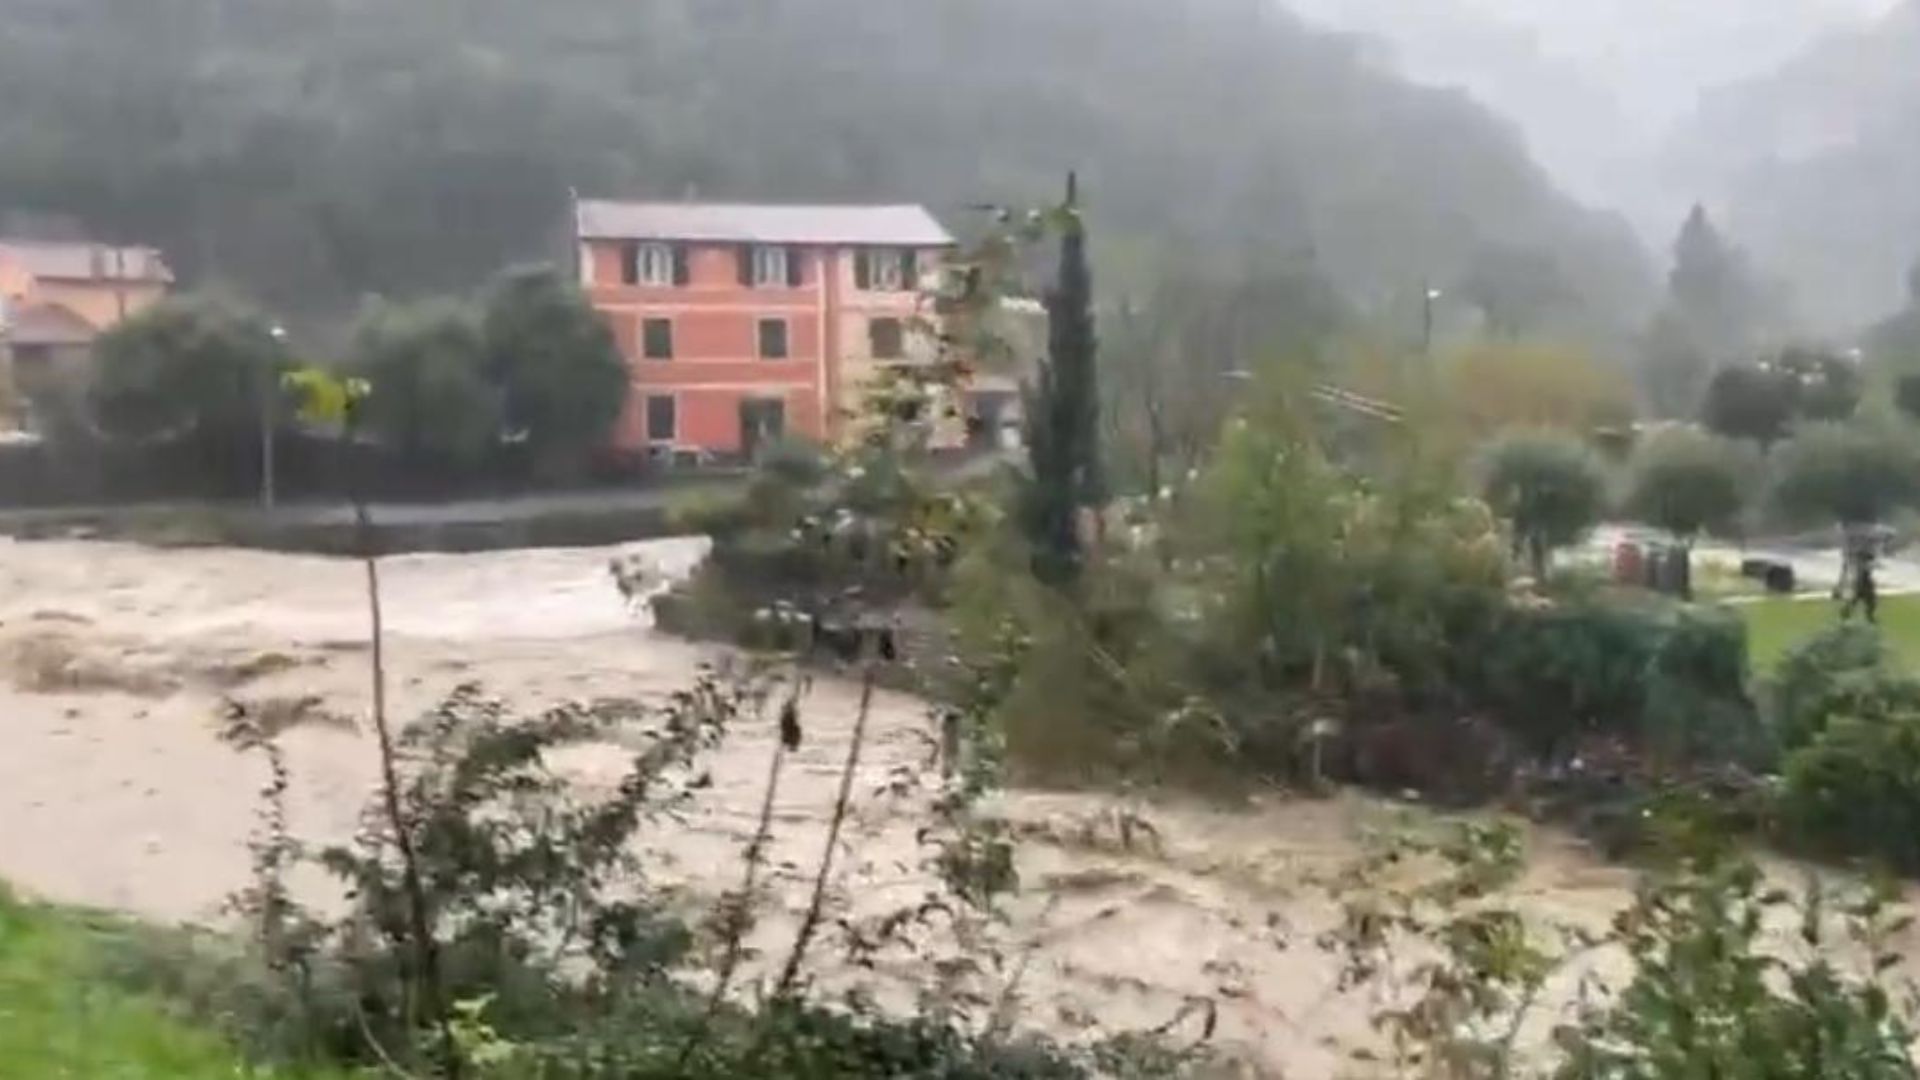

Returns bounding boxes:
[1285,0,1905,314]
[0,0,1655,340]
[1669,0,1920,332]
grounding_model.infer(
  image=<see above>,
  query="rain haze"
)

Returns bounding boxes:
[8,2,1920,1077]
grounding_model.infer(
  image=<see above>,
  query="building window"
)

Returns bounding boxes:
[643,243,676,286]
[740,398,786,457]
[869,316,905,360]
[622,242,685,287]
[855,249,918,292]
[642,318,674,360]
[645,395,677,443]
[758,318,789,360]
[751,245,789,287]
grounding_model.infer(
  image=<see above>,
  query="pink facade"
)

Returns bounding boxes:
[578,200,952,458]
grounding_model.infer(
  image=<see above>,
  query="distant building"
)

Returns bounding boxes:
[0,240,173,400]
[576,198,978,459]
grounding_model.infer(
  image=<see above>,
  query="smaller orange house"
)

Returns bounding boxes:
[0,240,172,330]
[576,200,954,459]
[0,239,172,375]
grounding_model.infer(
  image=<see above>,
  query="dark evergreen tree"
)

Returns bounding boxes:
[1639,205,1763,416]
[1670,207,1741,321]
[1023,173,1103,587]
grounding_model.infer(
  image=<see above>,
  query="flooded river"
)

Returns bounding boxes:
[0,537,1902,1076]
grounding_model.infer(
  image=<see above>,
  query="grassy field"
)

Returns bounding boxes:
[1741,594,1920,675]
[0,885,350,1079]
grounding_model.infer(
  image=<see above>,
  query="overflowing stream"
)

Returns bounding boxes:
[0,537,1907,1076]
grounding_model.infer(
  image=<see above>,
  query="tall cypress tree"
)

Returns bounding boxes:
[1024,172,1102,586]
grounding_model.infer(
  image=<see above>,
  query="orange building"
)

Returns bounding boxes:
[0,240,173,416]
[0,240,172,337]
[575,200,955,459]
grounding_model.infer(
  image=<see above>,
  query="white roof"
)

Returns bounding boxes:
[575,199,953,247]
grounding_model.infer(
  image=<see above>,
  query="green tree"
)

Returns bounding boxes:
[1023,175,1103,587]
[480,266,626,472]
[1700,364,1795,447]
[347,299,502,469]
[1479,430,1606,580]
[1669,205,1759,354]
[1895,374,1920,425]
[1624,428,1751,550]
[89,293,290,481]
[1771,421,1920,527]
[1774,346,1864,422]
[1640,207,1763,415]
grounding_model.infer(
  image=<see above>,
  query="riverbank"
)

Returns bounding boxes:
[0,482,739,555]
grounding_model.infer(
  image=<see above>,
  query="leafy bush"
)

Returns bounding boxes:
[1560,852,1915,1079]
[219,678,745,1072]
[1187,386,1507,698]
[1767,622,1898,752]
[1642,604,1767,765]
[201,670,1163,1079]
[1467,598,1658,757]
[1767,626,1920,872]
[1782,706,1920,874]
[1326,815,1919,1080]
[1464,595,1758,764]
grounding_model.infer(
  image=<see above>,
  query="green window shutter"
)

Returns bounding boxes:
[621,242,640,285]
[900,250,919,290]
[737,245,754,286]
[786,246,804,287]
[672,245,690,286]
[854,249,871,290]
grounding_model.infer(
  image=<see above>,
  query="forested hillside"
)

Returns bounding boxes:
[1669,0,1920,332]
[0,0,1650,334]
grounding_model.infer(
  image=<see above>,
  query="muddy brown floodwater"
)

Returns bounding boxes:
[0,537,1912,1077]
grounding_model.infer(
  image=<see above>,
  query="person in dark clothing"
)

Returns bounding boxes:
[1842,547,1880,624]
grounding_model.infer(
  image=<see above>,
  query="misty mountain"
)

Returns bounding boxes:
[1282,0,1638,210]
[0,0,1650,338]
[1284,0,1891,242]
[1666,0,1920,333]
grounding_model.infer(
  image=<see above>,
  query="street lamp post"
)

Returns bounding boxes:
[1423,285,1444,356]
[262,324,285,512]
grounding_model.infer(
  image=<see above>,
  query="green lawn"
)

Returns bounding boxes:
[1741,594,1920,675]
[0,885,349,1079]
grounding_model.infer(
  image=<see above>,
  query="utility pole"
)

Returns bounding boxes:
[1422,284,1443,357]
[262,324,285,511]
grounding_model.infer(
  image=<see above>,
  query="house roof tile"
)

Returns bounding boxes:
[0,239,174,284]
[575,200,953,247]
